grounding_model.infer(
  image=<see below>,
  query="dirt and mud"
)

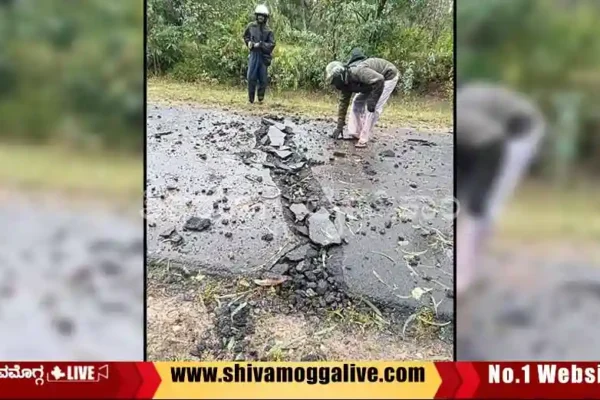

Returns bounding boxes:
[0,191,143,360]
[147,104,453,360]
[147,262,452,362]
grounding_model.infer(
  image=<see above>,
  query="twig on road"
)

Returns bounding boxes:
[430,278,450,291]
[369,251,396,264]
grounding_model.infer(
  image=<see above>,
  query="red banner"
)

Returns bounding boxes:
[0,362,161,398]
[1,361,600,398]
[435,362,600,399]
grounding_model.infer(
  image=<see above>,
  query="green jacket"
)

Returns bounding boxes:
[336,58,399,130]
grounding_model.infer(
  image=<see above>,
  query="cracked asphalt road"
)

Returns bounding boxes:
[146,104,454,318]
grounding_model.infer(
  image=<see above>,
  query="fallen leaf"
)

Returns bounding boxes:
[411,287,432,301]
[238,279,251,287]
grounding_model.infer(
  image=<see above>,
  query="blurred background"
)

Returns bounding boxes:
[0,0,144,360]
[457,0,600,360]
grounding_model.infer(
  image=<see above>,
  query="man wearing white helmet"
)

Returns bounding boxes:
[243,4,276,104]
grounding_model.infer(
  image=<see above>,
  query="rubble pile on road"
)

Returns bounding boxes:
[253,117,352,310]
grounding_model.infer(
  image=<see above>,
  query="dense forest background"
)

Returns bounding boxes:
[147,0,453,96]
[458,0,600,181]
[0,0,144,151]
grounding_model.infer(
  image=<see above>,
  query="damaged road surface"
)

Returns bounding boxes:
[147,105,454,329]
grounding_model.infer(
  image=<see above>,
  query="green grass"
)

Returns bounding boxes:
[148,77,452,131]
[0,144,142,199]
[499,181,600,242]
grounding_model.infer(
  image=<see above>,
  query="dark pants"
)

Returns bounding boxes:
[247,51,268,102]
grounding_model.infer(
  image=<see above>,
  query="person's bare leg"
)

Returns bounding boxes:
[356,77,398,148]
[347,94,366,139]
[457,214,486,296]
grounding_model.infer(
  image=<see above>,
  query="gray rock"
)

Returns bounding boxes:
[304,271,317,282]
[183,217,211,232]
[271,263,290,275]
[294,225,309,237]
[261,233,274,242]
[274,150,292,159]
[261,118,275,126]
[334,211,347,241]
[307,208,341,246]
[267,126,285,147]
[325,293,336,304]
[159,226,177,238]
[285,244,311,262]
[316,279,328,295]
[285,162,305,172]
[289,203,310,222]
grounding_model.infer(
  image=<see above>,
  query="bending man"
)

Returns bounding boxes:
[325,49,399,148]
[456,82,545,296]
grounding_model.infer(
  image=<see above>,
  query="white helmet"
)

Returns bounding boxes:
[255,4,269,16]
[325,61,345,85]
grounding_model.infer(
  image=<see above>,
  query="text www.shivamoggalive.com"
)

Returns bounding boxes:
[170,364,426,384]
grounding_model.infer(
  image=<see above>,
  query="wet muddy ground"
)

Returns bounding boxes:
[147,262,452,362]
[147,104,454,360]
[0,191,143,360]
[458,245,600,361]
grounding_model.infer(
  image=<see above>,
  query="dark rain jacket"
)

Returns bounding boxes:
[243,22,276,66]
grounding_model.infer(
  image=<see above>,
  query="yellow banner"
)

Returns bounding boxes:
[153,361,440,399]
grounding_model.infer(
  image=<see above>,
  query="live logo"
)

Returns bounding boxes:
[66,366,95,381]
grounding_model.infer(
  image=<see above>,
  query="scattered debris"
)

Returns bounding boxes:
[270,262,291,275]
[289,203,310,222]
[159,227,177,239]
[406,138,436,146]
[261,233,274,242]
[267,126,285,147]
[273,150,293,159]
[307,208,342,247]
[183,217,211,232]
[158,227,183,246]
[284,244,311,262]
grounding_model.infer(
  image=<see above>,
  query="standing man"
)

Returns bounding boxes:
[243,4,276,104]
[325,49,399,148]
